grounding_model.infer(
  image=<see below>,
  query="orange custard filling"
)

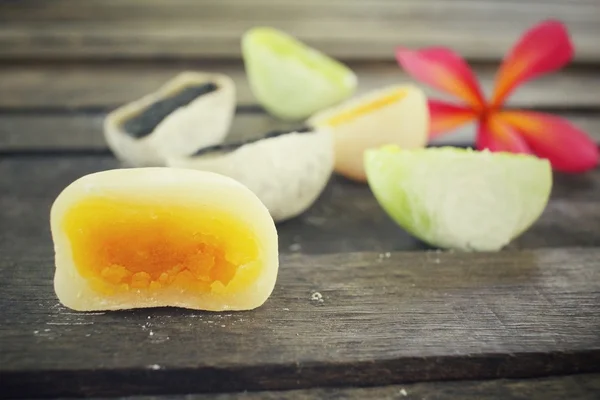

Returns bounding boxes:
[325,89,407,127]
[62,196,261,295]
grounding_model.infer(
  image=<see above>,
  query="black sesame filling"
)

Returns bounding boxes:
[191,126,314,157]
[122,82,219,139]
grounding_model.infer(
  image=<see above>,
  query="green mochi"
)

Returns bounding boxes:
[364,146,553,252]
[242,27,357,121]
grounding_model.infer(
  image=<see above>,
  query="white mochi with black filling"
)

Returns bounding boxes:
[104,72,235,167]
[166,127,334,222]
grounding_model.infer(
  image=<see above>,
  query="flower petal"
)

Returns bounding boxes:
[396,47,486,109]
[428,99,477,137]
[499,111,599,173]
[476,115,532,154]
[491,20,574,107]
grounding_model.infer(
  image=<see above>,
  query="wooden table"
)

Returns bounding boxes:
[1,1,599,399]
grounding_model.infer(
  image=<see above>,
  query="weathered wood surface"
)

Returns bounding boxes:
[1,156,600,256]
[1,2,600,398]
[100,374,600,399]
[1,63,599,110]
[1,243,600,397]
[1,0,599,62]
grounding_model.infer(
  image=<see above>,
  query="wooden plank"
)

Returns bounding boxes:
[2,112,600,152]
[1,156,599,258]
[103,374,600,400]
[0,0,599,62]
[0,113,107,151]
[1,63,599,110]
[1,244,599,397]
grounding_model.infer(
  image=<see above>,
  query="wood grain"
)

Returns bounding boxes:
[0,0,599,62]
[1,1,600,397]
[2,111,600,152]
[1,244,599,397]
[101,374,600,399]
[1,63,599,110]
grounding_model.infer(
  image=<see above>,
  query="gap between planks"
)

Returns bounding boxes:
[0,0,599,62]
[0,62,599,109]
[1,61,599,152]
[79,374,600,400]
[1,248,599,397]
[1,153,600,256]
[1,111,600,152]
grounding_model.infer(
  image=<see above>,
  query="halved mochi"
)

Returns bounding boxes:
[308,84,429,182]
[50,168,278,312]
[364,146,552,252]
[167,127,334,222]
[242,27,357,121]
[104,72,235,167]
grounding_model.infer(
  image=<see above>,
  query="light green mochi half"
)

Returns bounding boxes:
[242,27,357,121]
[364,146,552,252]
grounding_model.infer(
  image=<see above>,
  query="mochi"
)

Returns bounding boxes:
[364,146,552,251]
[167,127,334,222]
[104,72,235,167]
[242,27,357,121]
[309,84,429,182]
[50,168,278,311]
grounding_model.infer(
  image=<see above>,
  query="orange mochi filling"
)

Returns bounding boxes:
[325,89,407,127]
[62,196,260,296]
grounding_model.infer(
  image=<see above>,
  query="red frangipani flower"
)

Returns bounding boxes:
[396,20,599,173]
